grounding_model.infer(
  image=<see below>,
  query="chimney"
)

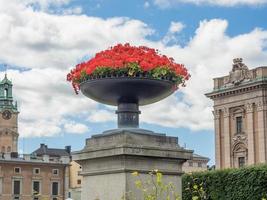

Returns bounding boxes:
[65,146,71,154]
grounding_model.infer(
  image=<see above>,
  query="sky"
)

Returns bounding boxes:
[0,0,267,165]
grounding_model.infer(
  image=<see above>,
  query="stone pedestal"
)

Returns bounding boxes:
[72,129,193,200]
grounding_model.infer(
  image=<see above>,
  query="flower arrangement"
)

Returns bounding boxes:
[67,43,190,93]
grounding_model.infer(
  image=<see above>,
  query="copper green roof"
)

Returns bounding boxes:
[0,74,12,85]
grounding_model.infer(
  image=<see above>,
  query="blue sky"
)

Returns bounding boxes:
[1,0,267,166]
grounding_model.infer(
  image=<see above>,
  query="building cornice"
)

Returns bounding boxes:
[205,78,267,100]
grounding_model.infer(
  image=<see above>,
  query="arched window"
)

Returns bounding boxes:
[7,146,11,152]
[1,146,5,153]
[4,88,8,98]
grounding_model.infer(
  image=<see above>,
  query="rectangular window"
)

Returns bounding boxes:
[13,180,21,195]
[238,157,245,168]
[198,162,202,168]
[33,181,40,195]
[52,182,59,196]
[52,169,59,175]
[77,179,81,185]
[14,167,21,174]
[33,168,40,175]
[188,161,193,167]
[236,116,243,134]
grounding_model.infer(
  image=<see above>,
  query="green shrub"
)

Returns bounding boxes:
[182,165,267,200]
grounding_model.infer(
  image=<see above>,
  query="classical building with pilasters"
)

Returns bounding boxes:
[206,58,267,169]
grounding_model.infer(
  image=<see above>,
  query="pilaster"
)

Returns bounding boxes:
[223,107,231,168]
[213,109,221,169]
[257,101,266,163]
[246,103,255,165]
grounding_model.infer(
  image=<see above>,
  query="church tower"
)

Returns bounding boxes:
[206,58,267,169]
[0,74,19,153]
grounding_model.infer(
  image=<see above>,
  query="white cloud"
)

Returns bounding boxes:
[169,22,185,33]
[163,21,185,44]
[64,121,89,134]
[153,0,267,8]
[140,19,267,130]
[0,0,153,137]
[144,1,150,8]
[88,109,115,123]
[1,0,267,137]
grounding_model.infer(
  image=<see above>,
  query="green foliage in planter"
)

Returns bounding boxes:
[79,63,184,85]
[182,165,267,200]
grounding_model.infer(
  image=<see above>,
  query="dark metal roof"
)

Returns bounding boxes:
[32,144,71,157]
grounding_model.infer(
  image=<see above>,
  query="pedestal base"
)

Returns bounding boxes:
[72,129,193,200]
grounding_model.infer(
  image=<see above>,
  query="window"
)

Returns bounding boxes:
[236,116,243,134]
[7,146,11,152]
[33,168,40,175]
[14,167,21,174]
[52,169,59,175]
[238,157,245,168]
[4,88,8,98]
[188,161,193,167]
[198,162,202,168]
[52,182,59,196]
[33,181,40,195]
[13,180,21,195]
[77,179,81,185]
[1,146,5,153]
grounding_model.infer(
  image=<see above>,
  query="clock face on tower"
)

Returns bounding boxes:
[2,110,12,120]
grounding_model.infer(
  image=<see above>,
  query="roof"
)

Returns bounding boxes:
[0,74,12,85]
[192,153,210,161]
[32,144,71,157]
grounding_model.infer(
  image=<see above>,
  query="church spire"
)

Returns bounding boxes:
[0,73,17,112]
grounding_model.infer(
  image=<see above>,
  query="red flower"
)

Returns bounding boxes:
[67,43,190,93]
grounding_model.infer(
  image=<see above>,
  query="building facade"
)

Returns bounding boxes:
[69,161,82,200]
[206,58,267,169]
[0,151,70,200]
[0,75,71,200]
[182,153,210,173]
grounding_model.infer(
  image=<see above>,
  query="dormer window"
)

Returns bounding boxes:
[236,116,243,134]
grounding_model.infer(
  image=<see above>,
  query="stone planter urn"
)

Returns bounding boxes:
[69,44,193,200]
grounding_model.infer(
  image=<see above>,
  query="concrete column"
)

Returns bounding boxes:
[246,103,255,165]
[257,102,266,163]
[223,107,231,168]
[213,109,221,169]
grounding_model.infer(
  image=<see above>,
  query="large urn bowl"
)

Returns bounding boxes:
[67,43,189,131]
[80,77,176,128]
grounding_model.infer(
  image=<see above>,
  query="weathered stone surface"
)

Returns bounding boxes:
[73,130,193,200]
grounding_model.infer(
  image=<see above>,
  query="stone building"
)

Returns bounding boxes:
[182,153,210,173]
[69,161,82,200]
[0,75,71,200]
[0,74,19,154]
[0,145,71,200]
[206,58,267,169]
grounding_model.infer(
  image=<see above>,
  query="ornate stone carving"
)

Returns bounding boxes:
[223,107,230,117]
[213,109,220,119]
[245,103,254,113]
[231,106,246,119]
[232,134,247,146]
[225,58,252,85]
[256,101,263,111]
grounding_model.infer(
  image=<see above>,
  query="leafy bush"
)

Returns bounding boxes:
[182,165,267,200]
[124,170,181,200]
